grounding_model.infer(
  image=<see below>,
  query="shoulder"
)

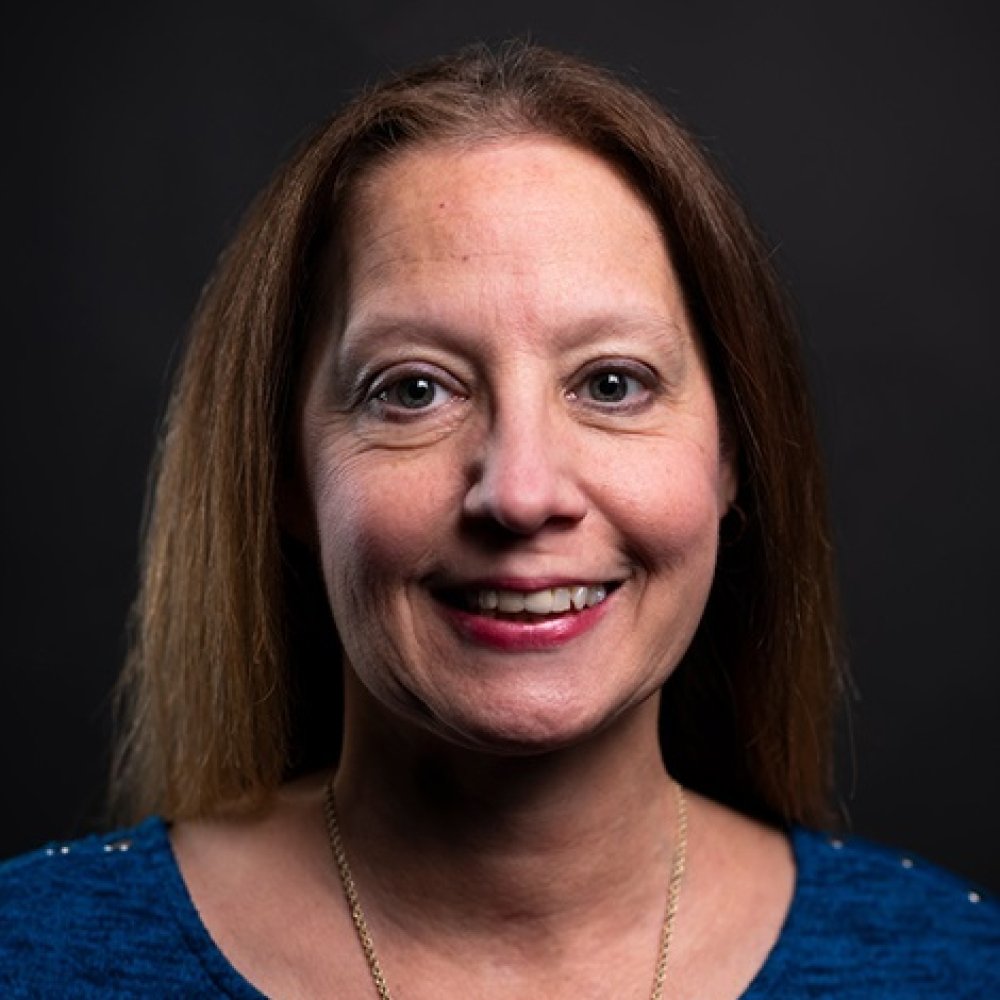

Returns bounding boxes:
[0,818,263,998]
[749,827,1000,998]
[791,827,998,935]
[0,818,166,937]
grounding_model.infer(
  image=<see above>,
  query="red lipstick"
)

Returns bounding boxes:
[437,589,616,652]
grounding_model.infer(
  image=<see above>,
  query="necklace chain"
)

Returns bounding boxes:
[324,778,688,1000]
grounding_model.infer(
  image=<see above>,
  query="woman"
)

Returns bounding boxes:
[2,43,996,999]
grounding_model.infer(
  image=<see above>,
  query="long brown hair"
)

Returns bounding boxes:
[113,42,841,826]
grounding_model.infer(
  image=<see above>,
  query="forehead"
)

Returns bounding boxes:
[352,134,652,220]
[336,137,685,342]
[348,137,662,252]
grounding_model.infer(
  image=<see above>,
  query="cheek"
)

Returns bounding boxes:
[310,445,454,601]
[595,439,727,561]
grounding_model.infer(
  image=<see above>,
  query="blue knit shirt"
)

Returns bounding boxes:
[1,818,997,997]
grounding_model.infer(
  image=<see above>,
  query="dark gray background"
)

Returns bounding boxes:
[3,2,997,890]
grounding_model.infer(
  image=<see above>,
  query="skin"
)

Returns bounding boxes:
[172,137,794,999]
[300,136,735,756]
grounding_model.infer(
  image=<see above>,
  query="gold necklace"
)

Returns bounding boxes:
[324,778,688,1000]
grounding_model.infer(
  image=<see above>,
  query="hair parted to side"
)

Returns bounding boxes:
[113,41,841,826]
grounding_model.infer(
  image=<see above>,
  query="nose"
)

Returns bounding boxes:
[462,408,588,535]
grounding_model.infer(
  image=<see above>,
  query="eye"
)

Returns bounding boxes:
[366,368,463,419]
[378,375,442,410]
[585,371,638,404]
[570,364,653,409]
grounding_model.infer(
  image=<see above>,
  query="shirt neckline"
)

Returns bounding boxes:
[145,815,816,999]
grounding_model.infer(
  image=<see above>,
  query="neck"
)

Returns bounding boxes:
[332,688,680,952]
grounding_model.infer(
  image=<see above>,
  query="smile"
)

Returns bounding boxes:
[433,581,623,651]
[468,584,611,616]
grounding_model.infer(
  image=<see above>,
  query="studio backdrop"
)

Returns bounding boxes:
[3,0,997,890]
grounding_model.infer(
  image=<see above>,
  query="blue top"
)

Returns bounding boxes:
[0,818,997,998]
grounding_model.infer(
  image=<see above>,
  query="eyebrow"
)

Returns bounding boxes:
[337,309,691,363]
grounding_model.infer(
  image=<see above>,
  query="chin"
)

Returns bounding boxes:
[424,693,630,759]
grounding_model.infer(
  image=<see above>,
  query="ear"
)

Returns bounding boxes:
[717,414,740,514]
[720,453,739,514]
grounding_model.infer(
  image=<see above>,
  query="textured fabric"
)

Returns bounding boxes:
[1,817,997,997]
[0,818,263,999]
[740,829,999,998]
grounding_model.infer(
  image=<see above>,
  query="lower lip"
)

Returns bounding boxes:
[438,592,616,652]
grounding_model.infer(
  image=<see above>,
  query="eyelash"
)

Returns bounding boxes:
[362,360,658,420]
[364,366,464,420]
[568,362,656,410]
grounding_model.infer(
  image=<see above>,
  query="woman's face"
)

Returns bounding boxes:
[297,136,736,754]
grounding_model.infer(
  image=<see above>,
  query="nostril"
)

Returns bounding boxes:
[462,479,587,535]
[461,423,589,534]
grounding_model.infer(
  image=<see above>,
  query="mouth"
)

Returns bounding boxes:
[435,581,622,620]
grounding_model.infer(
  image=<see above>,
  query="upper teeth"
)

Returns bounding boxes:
[475,584,608,614]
